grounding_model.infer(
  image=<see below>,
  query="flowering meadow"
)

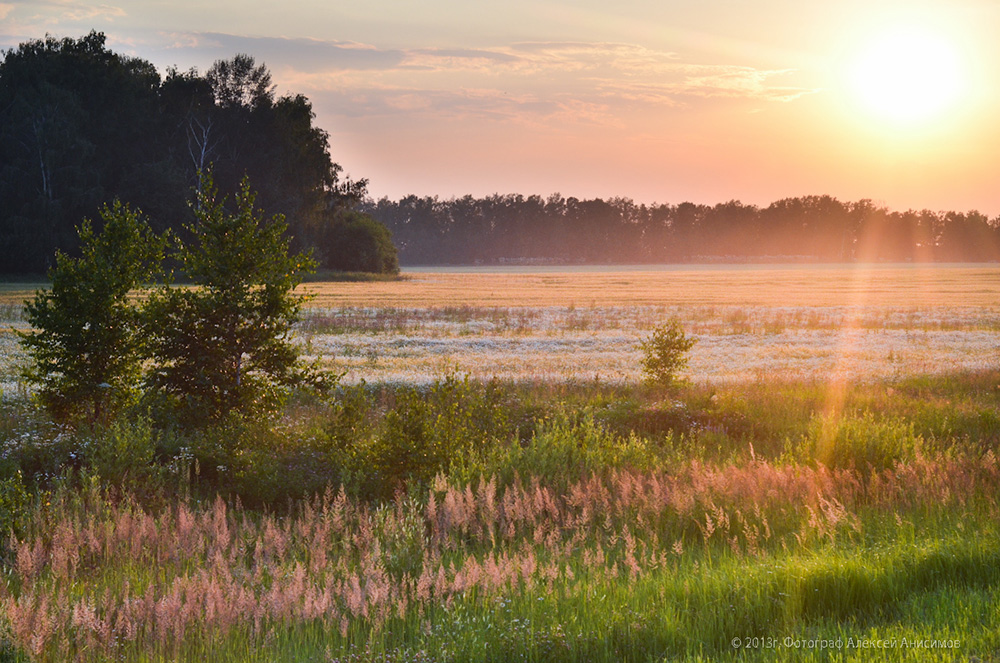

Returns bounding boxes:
[1,266,1000,661]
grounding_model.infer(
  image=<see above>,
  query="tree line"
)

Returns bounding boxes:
[364,194,1000,265]
[0,32,398,275]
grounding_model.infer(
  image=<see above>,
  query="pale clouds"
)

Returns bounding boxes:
[0,15,817,131]
[15,0,124,23]
[0,0,125,45]
[199,34,820,127]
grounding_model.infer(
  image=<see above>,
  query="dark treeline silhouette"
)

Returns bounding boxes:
[0,32,397,275]
[6,33,997,273]
[363,194,1000,265]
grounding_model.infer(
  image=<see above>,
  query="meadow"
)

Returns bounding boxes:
[1,265,1000,662]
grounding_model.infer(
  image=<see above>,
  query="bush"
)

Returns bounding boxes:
[793,411,924,473]
[318,209,399,275]
[0,470,29,557]
[341,376,511,500]
[79,417,162,495]
[639,320,696,389]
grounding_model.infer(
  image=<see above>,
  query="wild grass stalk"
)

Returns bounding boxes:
[3,445,999,661]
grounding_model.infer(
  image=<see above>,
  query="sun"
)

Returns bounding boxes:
[847,26,965,126]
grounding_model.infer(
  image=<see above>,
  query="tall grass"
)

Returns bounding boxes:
[2,370,999,661]
[3,446,1000,661]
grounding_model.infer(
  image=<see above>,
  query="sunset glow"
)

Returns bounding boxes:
[848,26,965,126]
[1,1,998,213]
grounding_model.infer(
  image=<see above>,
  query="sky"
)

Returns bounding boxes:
[3,0,1000,214]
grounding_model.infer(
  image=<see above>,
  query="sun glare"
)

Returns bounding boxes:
[848,26,965,126]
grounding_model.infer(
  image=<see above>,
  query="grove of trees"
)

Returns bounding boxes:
[364,194,1000,265]
[0,32,397,275]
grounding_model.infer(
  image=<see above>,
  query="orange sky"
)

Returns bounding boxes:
[3,0,999,213]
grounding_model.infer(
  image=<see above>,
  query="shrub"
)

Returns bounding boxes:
[0,470,29,557]
[79,417,162,495]
[341,376,511,500]
[794,411,924,473]
[639,319,696,389]
[319,209,399,275]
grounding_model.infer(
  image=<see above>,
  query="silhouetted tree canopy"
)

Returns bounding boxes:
[0,32,396,274]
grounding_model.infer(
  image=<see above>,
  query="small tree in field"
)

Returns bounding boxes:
[145,173,316,421]
[639,319,696,390]
[18,202,164,422]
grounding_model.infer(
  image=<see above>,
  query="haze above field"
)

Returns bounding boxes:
[3,0,999,214]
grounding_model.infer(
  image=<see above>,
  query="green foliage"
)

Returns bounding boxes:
[324,383,377,448]
[639,319,696,390]
[0,470,29,553]
[470,414,663,489]
[16,201,164,422]
[171,415,340,508]
[341,376,511,499]
[319,209,399,275]
[78,417,161,493]
[794,411,924,473]
[146,173,316,422]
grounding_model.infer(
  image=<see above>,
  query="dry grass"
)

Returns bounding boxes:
[297,264,1000,308]
[2,264,998,310]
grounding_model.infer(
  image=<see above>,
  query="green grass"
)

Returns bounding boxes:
[6,507,995,662]
[2,370,1000,661]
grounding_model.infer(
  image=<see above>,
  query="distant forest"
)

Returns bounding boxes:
[0,32,397,275]
[364,194,1000,265]
[3,33,999,274]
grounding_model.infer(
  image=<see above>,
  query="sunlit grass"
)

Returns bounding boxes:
[4,268,1000,388]
[299,264,1000,308]
[3,453,999,661]
[9,264,999,308]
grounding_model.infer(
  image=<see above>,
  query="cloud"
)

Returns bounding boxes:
[588,65,820,105]
[156,32,406,73]
[24,28,813,131]
[139,32,817,107]
[17,0,125,23]
[277,38,818,128]
[0,0,127,46]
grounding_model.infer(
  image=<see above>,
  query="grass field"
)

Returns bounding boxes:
[308,264,1000,308]
[3,265,999,389]
[2,265,999,662]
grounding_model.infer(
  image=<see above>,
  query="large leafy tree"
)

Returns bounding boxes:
[0,32,165,272]
[17,202,165,422]
[1,35,396,275]
[145,173,316,422]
